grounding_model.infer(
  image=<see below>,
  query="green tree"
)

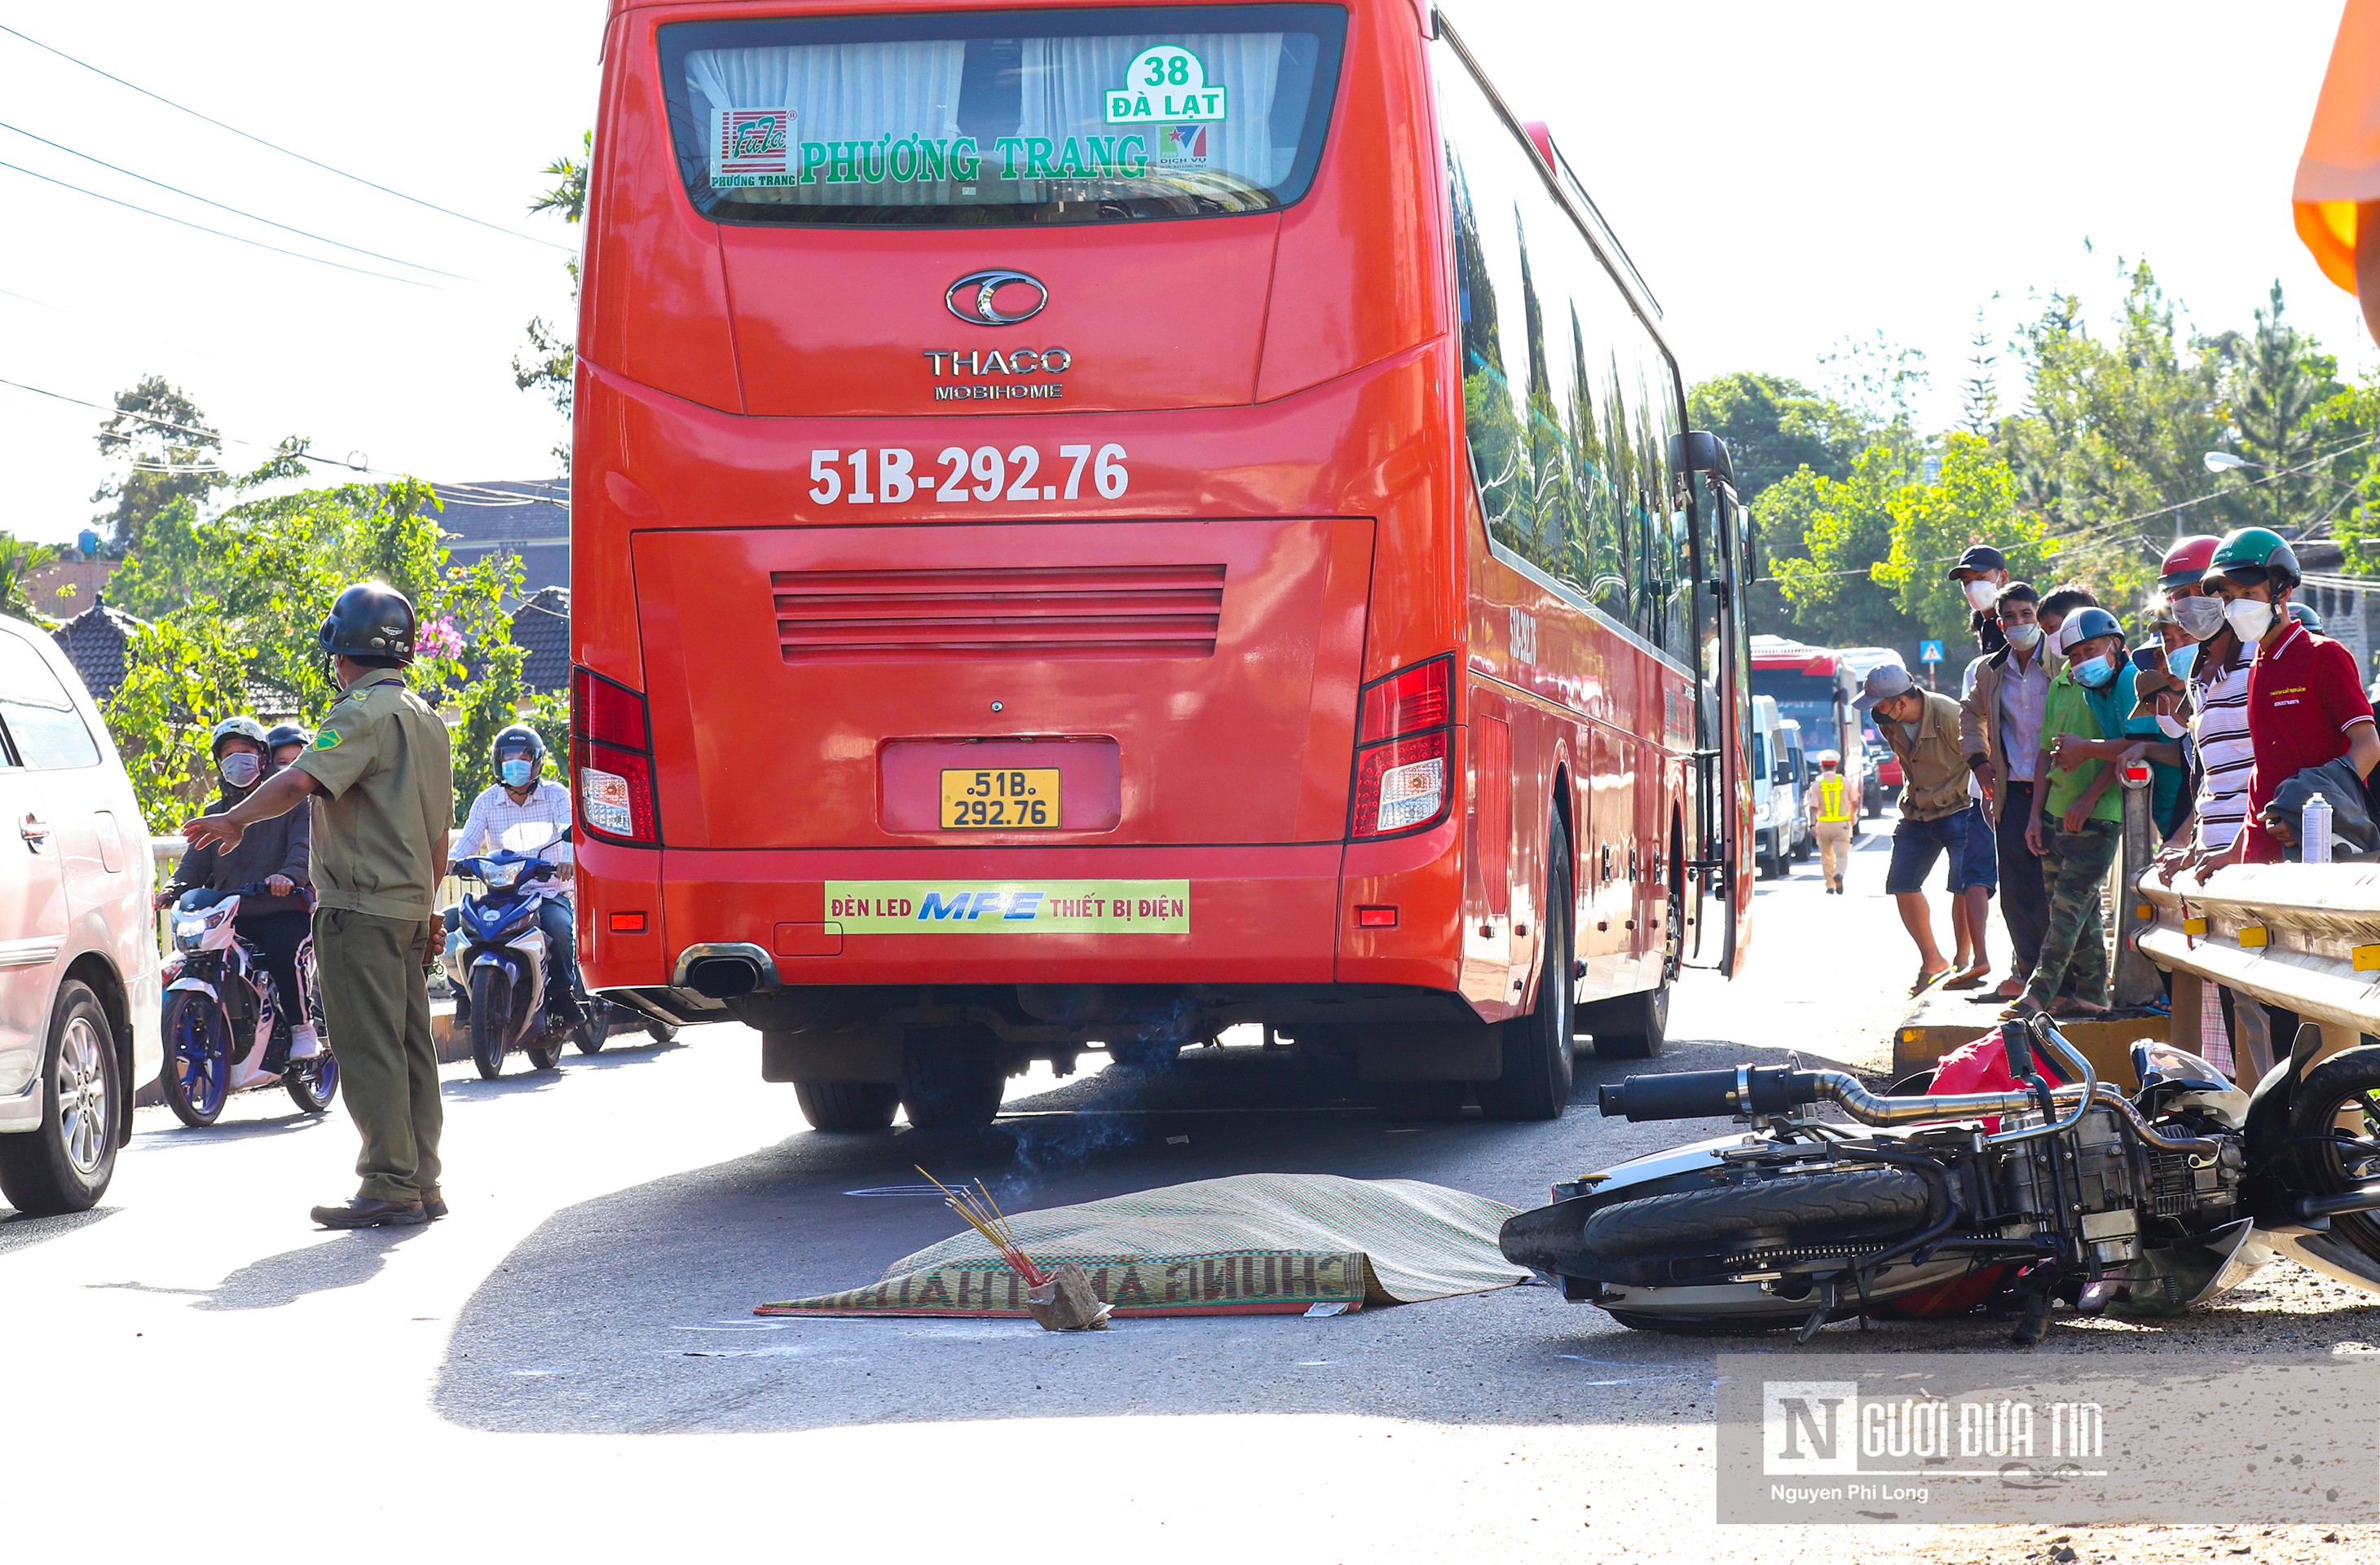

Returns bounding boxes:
[1958,311,2000,437]
[104,606,250,825]
[2223,280,2360,536]
[1768,447,1924,649]
[1999,262,2232,605]
[513,130,590,465]
[90,376,227,555]
[97,478,530,830]
[1873,433,2047,642]
[0,533,63,624]
[1686,373,1872,634]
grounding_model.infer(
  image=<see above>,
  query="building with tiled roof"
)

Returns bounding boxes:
[50,596,145,705]
[509,586,571,694]
[429,478,569,594]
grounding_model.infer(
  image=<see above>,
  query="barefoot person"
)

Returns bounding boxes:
[1857,663,1991,997]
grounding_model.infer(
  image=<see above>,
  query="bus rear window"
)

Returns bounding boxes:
[656,5,1345,227]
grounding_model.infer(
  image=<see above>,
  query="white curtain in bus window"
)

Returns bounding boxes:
[685,43,967,205]
[1016,33,1288,202]
[1439,42,1682,647]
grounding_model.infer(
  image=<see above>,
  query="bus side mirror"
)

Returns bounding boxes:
[1669,430,1735,483]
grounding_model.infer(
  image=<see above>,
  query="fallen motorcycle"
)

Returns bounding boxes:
[1500,1014,2380,1342]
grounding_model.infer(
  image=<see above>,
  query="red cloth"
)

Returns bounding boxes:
[1929,1029,2071,1132]
[2241,623,2375,862]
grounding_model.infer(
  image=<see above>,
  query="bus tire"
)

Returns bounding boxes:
[1581,981,1669,1060]
[1478,816,1576,1122]
[795,1080,901,1133]
[898,1026,1007,1132]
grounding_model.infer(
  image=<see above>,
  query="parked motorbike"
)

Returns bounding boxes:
[1501,1013,2380,1342]
[160,886,338,1126]
[445,825,591,1079]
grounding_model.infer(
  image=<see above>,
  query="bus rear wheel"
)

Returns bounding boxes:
[1581,982,1669,1060]
[796,1080,901,1133]
[898,1026,1007,1132]
[1478,815,1576,1122]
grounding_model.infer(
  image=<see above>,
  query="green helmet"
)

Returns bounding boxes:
[2210,527,2301,589]
[209,716,268,758]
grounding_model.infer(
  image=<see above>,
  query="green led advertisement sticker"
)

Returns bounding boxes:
[1105,46,1227,124]
[825,880,1189,934]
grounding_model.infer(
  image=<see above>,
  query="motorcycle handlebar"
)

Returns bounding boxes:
[1598,1066,1826,1122]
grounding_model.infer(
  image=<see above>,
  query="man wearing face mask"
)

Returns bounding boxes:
[2017,606,2137,1018]
[2157,540,2254,881]
[1949,544,2012,654]
[1858,662,1992,995]
[1962,582,2054,1002]
[2205,528,2380,863]
[451,725,583,1029]
[156,716,320,1074]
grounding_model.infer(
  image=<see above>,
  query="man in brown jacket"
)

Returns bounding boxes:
[1858,662,1992,995]
[1960,583,2056,1001]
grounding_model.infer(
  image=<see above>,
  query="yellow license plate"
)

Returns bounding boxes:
[940,768,1060,830]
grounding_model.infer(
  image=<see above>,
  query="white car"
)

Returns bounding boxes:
[0,616,161,1214]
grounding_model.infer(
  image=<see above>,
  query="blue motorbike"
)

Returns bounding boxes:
[444,827,588,1079]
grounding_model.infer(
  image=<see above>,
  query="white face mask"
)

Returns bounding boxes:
[2155,713,2188,739]
[218,752,262,789]
[2173,595,2226,641]
[1964,580,1999,611]
[2224,597,2277,642]
[2003,621,2041,651]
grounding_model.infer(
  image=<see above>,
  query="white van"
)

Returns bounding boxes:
[1750,695,1809,878]
[0,618,161,1214]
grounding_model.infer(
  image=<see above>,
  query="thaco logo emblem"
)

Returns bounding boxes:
[947,269,1048,326]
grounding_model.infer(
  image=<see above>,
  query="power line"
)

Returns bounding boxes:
[0,372,556,506]
[0,21,573,253]
[0,156,431,287]
[0,118,467,281]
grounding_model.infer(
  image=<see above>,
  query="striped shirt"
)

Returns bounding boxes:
[2191,655,2254,852]
[453,779,575,870]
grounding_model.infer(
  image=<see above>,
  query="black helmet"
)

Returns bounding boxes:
[265,723,311,752]
[319,581,416,662]
[491,724,546,767]
[209,716,268,758]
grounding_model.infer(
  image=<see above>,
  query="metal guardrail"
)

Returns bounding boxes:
[2136,861,2380,1073]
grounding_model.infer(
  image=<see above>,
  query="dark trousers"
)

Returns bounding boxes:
[315,907,440,1204]
[536,897,582,1016]
[1994,782,2047,976]
[236,909,310,1037]
[2025,819,2121,1008]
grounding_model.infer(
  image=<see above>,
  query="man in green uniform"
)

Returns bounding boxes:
[184,583,454,1228]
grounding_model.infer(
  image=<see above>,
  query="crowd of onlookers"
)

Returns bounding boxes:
[1846,530,2378,1065]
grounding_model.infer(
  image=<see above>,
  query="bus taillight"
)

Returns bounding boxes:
[1351,655,1455,838]
[572,667,659,846]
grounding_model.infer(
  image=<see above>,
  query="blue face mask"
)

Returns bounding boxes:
[500,758,535,788]
[2074,653,2118,690]
[2168,642,2197,679]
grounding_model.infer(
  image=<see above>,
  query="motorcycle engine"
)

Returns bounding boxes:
[2000,1104,2244,1272]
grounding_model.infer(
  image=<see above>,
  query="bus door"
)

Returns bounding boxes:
[1676,434,1752,976]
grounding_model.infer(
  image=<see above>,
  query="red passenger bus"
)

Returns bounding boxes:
[571,0,1757,1131]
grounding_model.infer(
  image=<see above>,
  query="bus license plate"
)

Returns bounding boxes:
[940,768,1060,830]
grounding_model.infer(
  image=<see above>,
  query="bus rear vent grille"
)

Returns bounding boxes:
[772,563,1225,661]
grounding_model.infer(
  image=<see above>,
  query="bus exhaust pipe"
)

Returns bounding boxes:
[676,944,774,1000]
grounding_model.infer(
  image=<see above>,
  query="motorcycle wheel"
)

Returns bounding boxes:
[2288,1044,2380,1267]
[525,1034,565,1072]
[283,1048,340,1114]
[161,991,231,1128]
[1572,1167,1933,1285]
[469,968,512,1081]
[574,998,610,1055]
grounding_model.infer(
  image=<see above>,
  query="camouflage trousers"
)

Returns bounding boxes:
[2023,819,2119,1009]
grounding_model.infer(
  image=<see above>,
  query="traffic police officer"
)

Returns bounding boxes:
[184,582,454,1228]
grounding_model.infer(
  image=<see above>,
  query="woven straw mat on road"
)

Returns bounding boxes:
[756,1174,1526,1318]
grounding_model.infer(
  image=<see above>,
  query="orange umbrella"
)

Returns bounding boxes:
[2296,0,2380,342]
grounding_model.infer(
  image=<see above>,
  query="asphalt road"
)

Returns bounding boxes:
[6,825,2378,1563]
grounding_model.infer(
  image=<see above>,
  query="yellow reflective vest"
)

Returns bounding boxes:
[1811,773,1853,824]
